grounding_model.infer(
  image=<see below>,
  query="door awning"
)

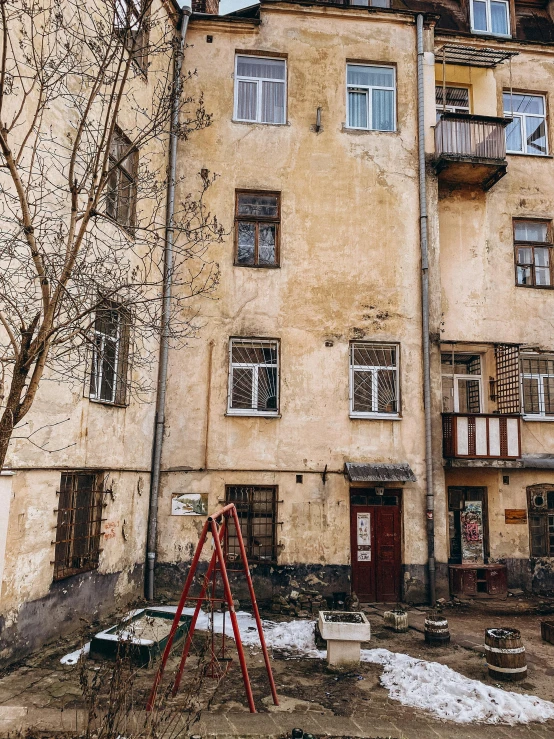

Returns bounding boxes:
[344,463,416,484]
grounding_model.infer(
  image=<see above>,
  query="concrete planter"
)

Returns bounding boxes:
[318,611,371,667]
[383,609,409,632]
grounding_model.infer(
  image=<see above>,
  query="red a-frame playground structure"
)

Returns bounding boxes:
[147,503,279,713]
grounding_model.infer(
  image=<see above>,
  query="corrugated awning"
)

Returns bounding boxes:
[436,44,518,68]
[345,463,416,483]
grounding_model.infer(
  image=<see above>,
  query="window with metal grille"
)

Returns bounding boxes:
[89,301,131,406]
[346,64,396,132]
[228,339,279,416]
[234,56,286,125]
[514,220,553,288]
[53,472,105,581]
[504,93,548,157]
[350,343,399,417]
[521,354,554,418]
[528,487,554,557]
[225,486,277,563]
[114,0,149,73]
[441,352,482,414]
[106,129,138,230]
[235,191,280,267]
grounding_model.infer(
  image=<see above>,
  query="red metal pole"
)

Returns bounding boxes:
[171,519,226,696]
[209,517,257,713]
[230,506,279,706]
[146,518,210,711]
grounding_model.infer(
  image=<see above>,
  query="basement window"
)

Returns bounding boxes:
[53,472,105,581]
[228,339,279,416]
[350,342,399,418]
[225,485,277,563]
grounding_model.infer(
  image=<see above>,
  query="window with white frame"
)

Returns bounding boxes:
[346,64,396,132]
[470,0,510,36]
[521,355,554,418]
[350,343,399,417]
[89,301,131,406]
[435,86,470,120]
[234,56,286,125]
[514,219,553,287]
[228,339,279,415]
[441,353,482,414]
[504,93,548,156]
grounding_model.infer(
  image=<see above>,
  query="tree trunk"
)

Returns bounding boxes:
[0,354,31,470]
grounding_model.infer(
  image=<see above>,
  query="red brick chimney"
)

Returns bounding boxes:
[191,0,219,13]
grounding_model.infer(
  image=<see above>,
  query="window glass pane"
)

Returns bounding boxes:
[238,194,278,217]
[543,377,554,415]
[534,247,550,268]
[261,81,285,124]
[490,1,508,34]
[258,224,276,265]
[526,116,547,155]
[436,86,469,109]
[232,342,277,364]
[517,265,532,285]
[353,345,395,367]
[353,369,374,413]
[515,221,548,242]
[371,0,390,6]
[237,222,255,265]
[442,375,454,412]
[257,366,277,411]
[231,367,254,408]
[100,338,117,402]
[237,57,286,81]
[457,378,480,413]
[348,91,367,128]
[372,88,394,131]
[441,353,481,375]
[351,0,368,5]
[377,369,397,413]
[536,266,551,286]
[237,80,257,120]
[347,65,394,88]
[510,94,544,116]
[523,377,540,414]
[505,117,522,152]
[472,0,488,30]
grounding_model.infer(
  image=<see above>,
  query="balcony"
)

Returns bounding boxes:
[434,114,510,191]
[443,413,521,461]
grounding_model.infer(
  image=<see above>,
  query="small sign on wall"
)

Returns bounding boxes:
[171,493,208,516]
[358,550,371,562]
[505,509,527,525]
[357,512,371,546]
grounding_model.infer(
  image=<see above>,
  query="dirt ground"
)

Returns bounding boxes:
[1,597,554,737]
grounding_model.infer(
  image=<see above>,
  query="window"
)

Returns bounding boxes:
[114,0,149,73]
[514,220,552,287]
[106,130,138,230]
[521,355,554,418]
[225,485,277,562]
[441,353,482,413]
[351,0,390,6]
[528,486,554,557]
[435,86,470,119]
[470,0,510,36]
[90,301,131,406]
[235,191,280,267]
[346,64,395,132]
[53,472,104,580]
[350,343,399,417]
[234,55,286,125]
[228,339,279,416]
[504,93,548,156]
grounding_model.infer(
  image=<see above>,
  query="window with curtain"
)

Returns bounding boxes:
[350,343,399,417]
[346,64,395,132]
[521,355,554,418]
[228,339,279,416]
[235,191,280,267]
[503,93,548,156]
[234,55,286,124]
[514,219,553,288]
[470,0,510,36]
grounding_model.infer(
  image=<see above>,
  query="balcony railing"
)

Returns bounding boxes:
[434,114,510,191]
[443,413,521,460]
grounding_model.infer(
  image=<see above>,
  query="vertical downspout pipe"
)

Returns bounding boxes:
[146,4,191,601]
[416,14,436,606]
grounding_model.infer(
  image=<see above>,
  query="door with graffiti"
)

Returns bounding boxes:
[448,487,489,564]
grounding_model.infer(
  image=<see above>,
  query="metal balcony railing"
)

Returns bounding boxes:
[435,113,508,161]
[442,413,521,460]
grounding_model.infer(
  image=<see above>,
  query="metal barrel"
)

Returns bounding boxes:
[485,627,527,682]
[424,613,450,646]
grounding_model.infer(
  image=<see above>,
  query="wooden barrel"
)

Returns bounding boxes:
[424,613,450,646]
[485,628,527,682]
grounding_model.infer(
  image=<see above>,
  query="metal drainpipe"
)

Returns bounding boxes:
[146,3,191,601]
[416,14,436,606]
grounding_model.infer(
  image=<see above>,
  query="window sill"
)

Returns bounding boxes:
[470,30,511,40]
[225,412,281,418]
[350,413,401,420]
[342,125,398,135]
[523,415,554,422]
[233,263,281,269]
[232,119,290,127]
[89,397,128,409]
[507,152,553,159]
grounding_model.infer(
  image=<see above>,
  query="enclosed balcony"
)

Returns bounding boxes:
[443,413,521,460]
[434,113,510,191]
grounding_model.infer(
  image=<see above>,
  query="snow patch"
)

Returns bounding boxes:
[60,642,90,665]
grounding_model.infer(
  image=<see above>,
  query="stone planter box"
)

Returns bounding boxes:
[318,611,371,667]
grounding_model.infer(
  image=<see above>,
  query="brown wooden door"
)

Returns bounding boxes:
[350,500,401,602]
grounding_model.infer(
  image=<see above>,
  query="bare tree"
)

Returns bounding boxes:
[0,0,221,467]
